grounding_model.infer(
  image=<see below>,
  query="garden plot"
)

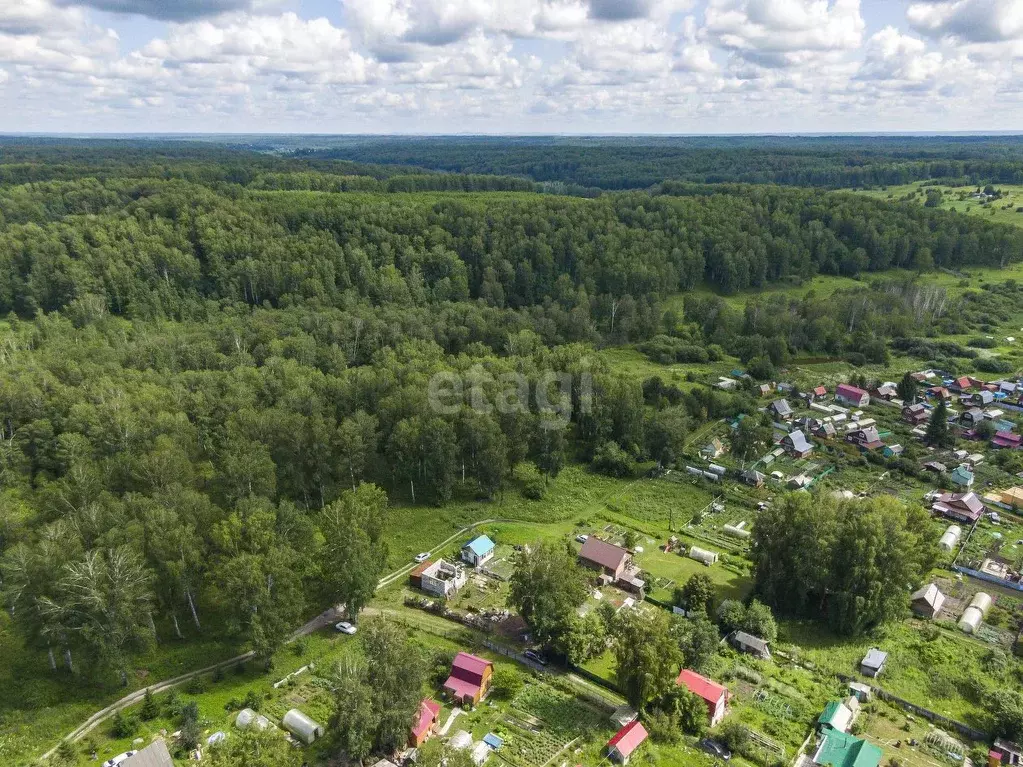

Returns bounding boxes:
[957,515,1023,574]
[857,699,974,767]
[483,544,519,580]
[686,502,758,551]
[500,682,612,767]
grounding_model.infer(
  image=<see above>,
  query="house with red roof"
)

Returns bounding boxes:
[993,431,1022,450]
[443,652,493,707]
[676,669,728,727]
[607,720,648,764]
[835,384,869,408]
[952,376,974,392]
[846,427,884,451]
[931,491,985,524]
[409,699,442,747]
[579,537,631,580]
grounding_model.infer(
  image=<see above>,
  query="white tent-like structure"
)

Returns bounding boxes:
[235,708,272,731]
[449,730,473,750]
[938,525,962,552]
[282,709,324,744]
[688,546,719,565]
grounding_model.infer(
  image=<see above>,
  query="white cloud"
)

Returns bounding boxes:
[907,0,1023,44]
[139,13,374,85]
[703,0,865,67]
[0,0,1020,133]
[856,26,944,87]
[0,0,86,34]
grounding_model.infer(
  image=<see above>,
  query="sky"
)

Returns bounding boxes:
[1,0,1022,134]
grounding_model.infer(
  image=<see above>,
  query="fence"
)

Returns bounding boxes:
[953,564,1023,593]
[568,663,623,699]
[836,675,989,742]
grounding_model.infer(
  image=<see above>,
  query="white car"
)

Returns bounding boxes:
[103,752,137,767]
[414,552,430,563]
[575,535,588,544]
[335,621,357,635]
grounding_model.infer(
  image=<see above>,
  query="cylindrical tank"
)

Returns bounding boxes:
[723,524,751,540]
[958,606,983,634]
[282,709,323,744]
[689,546,719,565]
[938,525,962,551]
[968,592,993,616]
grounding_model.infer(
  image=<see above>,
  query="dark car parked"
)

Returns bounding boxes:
[698,738,732,761]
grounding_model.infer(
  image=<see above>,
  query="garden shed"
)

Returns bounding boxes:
[859,648,887,678]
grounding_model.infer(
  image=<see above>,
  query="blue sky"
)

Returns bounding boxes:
[1,1,1021,134]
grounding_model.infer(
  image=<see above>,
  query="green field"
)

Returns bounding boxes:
[855,182,1023,230]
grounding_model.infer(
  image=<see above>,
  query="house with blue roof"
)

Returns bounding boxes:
[461,535,496,568]
[951,465,974,489]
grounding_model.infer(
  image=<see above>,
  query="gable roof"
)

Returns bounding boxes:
[994,431,1022,447]
[784,429,812,452]
[818,701,853,732]
[814,727,883,767]
[732,631,769,654]
[412,699,442,740]
[452,652,492,682]
[911,583,944,610]
[464,535,495,557]
[608,720,648,758]
[951,465,974,485]
[579,537,630,571]
[836,384,867,401]
[771,399,793,416]
[813,386,828,396]
[123,741,174,767]
[676,669,727,705]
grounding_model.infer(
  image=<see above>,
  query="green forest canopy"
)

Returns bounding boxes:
[0,140,1020,698]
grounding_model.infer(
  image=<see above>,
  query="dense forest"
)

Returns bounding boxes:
[283,135,1023,190]
[0,141,1021,690]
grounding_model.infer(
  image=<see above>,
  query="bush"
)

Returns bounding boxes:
[185,676,209,695]
[718,720,751,753]
[489,666,524,700]
[591,441,636,478]
[243,689,262,711]
[747,356,776,381]
[520,464,547,500]
[975,357,1012,373]
[645,709,681,744]
[110,710,138,739]
[967,337,997,348]
[164,691,183,718]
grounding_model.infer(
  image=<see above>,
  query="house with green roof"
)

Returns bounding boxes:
[812,727,882,767]
[816,700,856,733]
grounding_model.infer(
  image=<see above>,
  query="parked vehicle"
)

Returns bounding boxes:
[414,552,430,563]
[102,752,137,767]
[335,621,357,635]
[575,534,589,544]
[698,739,731,761]
[523,650,548,666]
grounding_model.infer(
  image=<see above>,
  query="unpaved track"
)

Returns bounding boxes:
[40,518,502,761]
